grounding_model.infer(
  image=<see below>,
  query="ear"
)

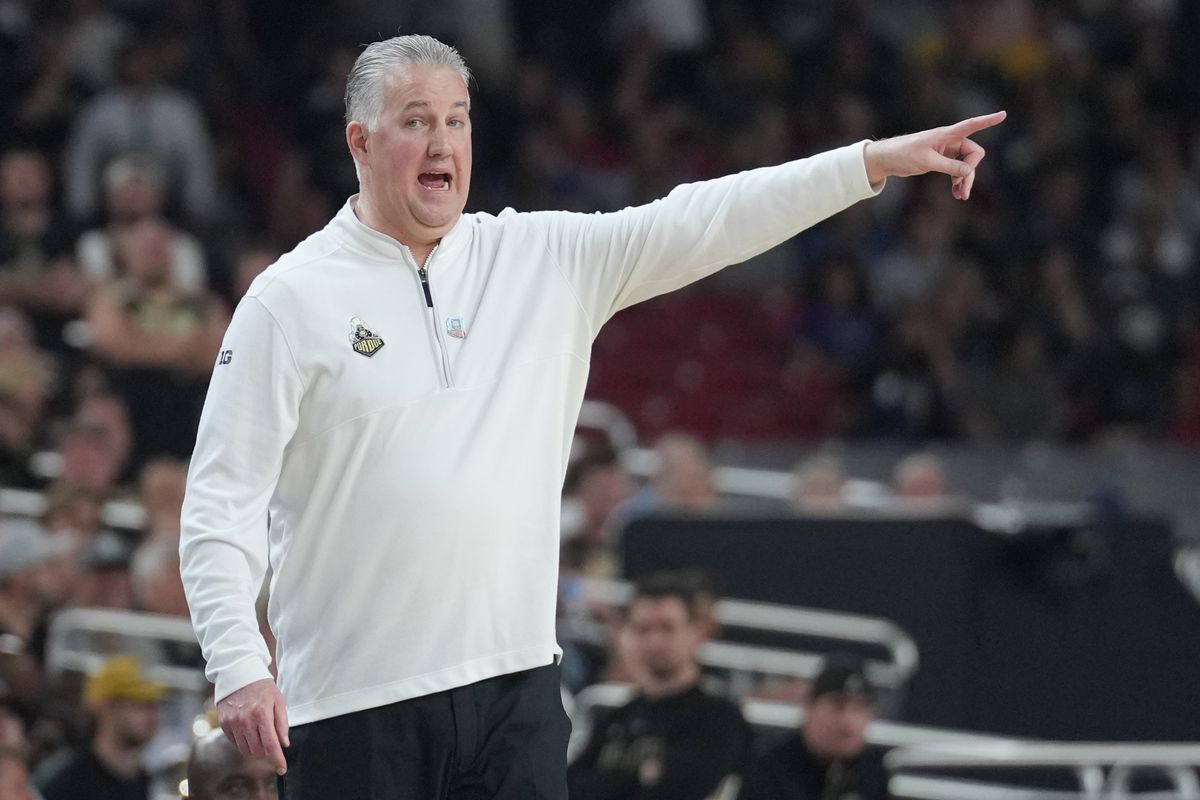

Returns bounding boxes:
[346,121,369,169]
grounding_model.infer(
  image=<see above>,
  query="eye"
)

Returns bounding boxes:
[448,119,465,128]
[405,118,424,128]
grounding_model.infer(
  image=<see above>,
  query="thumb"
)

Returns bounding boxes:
[274,693,290,748]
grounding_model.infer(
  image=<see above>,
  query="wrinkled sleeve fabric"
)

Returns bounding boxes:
[539,141,882,337]
[179,296,303,703]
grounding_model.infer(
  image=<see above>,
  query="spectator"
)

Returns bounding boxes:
[73,531,136,611]
[33,655,164,800]
[738,655,889,800]
[185,730,277,800]
[561,439,632,580]
[619,432,718,521]
[75,155,208,293]
[0,308,49,489]
[568,572,749,800]
[62,37,217,227]
[0,149,87,350]
[129,537,186,619]
[789,453,848,514]
[84,216,228,465]
[0,518,71,714]
[0,749,33,800]
[135,457,186,539]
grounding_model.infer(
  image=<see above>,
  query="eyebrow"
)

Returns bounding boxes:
[401,100,470,112]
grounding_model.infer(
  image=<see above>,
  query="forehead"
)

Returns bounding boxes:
[630,596,690,623]
[382,65,469,107]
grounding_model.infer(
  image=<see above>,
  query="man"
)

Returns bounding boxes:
[738,656,889,800]
[179,33,1003,799]
[568,573,749,800]
[33,655,165,800]
[186,731,277,800]
[0,518,71,712]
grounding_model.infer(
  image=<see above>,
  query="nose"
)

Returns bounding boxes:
[428,124,451,158]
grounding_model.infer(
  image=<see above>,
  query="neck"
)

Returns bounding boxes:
[640,662,700,700]
[93,729,142,779]
[352,194,441,268]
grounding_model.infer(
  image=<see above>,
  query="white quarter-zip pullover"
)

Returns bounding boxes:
[180,142,882,725]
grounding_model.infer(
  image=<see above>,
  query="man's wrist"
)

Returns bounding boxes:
[863,140,889,189]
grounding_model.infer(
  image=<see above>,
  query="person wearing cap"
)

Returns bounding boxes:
[568,572,750,800]
[0,518,72,712]
[33,655,165,800]
[738,655,889,800]
[185,730,277,800]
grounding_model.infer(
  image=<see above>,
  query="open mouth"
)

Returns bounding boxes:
[418,172,452,191]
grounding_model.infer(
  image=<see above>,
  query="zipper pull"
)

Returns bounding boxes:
[417,268,434,308]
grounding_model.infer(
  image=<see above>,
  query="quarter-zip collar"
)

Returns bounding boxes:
[332,195,471,266]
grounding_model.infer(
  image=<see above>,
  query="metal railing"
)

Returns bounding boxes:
[886,741,1200,800]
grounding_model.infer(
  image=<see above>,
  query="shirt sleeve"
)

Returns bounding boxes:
[179,296,304,703]
[538,141,882,337]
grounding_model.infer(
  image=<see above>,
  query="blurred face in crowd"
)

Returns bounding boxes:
[115,218,173,287]
[348,64,472,253]
[189,733,278,800]
[98,699,160,749]
[627,596,702,685]
[106,174,163,222]
[803,691,872,761]
[0,753,33,800]
[0,151,50,212]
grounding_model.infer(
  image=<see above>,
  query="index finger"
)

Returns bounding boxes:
[946,110,1007,138]
[258,719,288,775]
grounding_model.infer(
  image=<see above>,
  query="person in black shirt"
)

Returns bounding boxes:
[569,572,750,800]
[739,655,890,800]
[33,655,165,800]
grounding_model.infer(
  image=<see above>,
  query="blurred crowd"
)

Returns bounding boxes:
[0,0,1198,492]
[2,0,1200,797]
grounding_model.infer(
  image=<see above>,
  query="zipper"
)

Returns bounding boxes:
[415,246,454,388]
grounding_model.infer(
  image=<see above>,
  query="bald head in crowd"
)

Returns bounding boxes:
[187,731,277,800]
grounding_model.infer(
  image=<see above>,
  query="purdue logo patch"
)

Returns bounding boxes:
[349,317,385,357]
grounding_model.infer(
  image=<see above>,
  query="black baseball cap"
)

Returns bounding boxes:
[810,654,876,701]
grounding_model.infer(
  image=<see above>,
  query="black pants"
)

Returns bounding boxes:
[280,663,570,799]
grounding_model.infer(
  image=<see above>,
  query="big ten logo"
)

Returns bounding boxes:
[217,349,233,365]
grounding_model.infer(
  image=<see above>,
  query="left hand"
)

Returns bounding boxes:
[863,110,1007,200]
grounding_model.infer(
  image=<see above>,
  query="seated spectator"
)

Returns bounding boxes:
[135,457,186,539]
[62,38,216,228]
[618,432,719,522]
[185,730,278,800]
[738,655,888,800]
[561,439,632,580]
[75,156,207,293]
[789,454,848,514]
[568,572,749,800]
[0,308,48,489]
[73,531,136,611]
[84,216,228,465]
[0,748,33,800]
[0,149,87,351]
[33,655,164,800]
[0,518,72,716]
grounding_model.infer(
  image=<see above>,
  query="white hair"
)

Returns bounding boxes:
[345,34,472,131]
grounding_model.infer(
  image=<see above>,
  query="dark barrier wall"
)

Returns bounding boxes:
[621,516,1200,741]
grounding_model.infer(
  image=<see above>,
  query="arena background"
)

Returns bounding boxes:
[2,0,1200,798]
